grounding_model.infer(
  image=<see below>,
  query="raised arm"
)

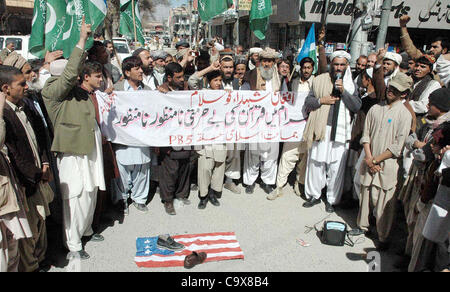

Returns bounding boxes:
[399,15,423,60]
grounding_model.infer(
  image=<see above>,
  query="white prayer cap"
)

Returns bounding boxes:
[249,47,263,55]
[384,52,402,65]
[330,50,352,62]
[49,59,68,76]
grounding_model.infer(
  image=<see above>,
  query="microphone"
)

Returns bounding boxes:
[333,72,343,97]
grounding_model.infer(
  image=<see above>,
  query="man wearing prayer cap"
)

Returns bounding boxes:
[147,50,168,90]
[240,47,281,195]
[248,47,263,71]
[302,50,361,213]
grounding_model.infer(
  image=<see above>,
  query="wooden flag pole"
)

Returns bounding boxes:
[131,0,138,43]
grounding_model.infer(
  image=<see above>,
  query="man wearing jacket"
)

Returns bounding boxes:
[42,19,105,260]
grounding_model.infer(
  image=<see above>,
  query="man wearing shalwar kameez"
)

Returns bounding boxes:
[42,20,106,260]
[302,51,361,213]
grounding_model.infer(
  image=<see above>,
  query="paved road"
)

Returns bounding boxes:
[47,181,404,272]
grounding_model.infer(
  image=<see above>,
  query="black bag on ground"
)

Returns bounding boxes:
[321,221,348,246]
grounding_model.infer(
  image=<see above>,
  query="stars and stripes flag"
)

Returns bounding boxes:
[135,232,245,268]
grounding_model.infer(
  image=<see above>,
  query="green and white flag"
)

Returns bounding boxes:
[249,0,272,40]
[198,0,234,22]
[29,0,107,59]
[119,0,145,46]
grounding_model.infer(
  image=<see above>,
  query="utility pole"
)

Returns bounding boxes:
[234,1,239,47]
[349,0,369,68]
[376,0,393,50]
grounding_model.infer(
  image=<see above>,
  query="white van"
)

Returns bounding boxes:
[0,35,39,60]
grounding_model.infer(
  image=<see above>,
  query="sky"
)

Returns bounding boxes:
[148,0,189,22]
[170,0,189,7]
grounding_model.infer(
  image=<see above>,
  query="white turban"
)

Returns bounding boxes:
[330,50,352,62]
[384,52,402,65]
[49,59,68,76]
[249,47,263,55]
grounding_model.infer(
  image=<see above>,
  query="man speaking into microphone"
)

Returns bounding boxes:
[302,51,362,213]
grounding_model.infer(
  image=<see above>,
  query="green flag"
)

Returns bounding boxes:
[198,0,234,22]
[29,0,107,59]
[300,0,308,20]
[250,0,273,40]
[119,0,145,46]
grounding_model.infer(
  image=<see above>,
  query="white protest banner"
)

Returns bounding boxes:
[96,90,308,147]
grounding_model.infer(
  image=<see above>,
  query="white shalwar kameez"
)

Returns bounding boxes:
[305,126,349,205]
[58,123,106,252]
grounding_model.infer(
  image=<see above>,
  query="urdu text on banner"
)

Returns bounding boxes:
[96,90,308,147]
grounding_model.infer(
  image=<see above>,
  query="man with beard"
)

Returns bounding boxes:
[132,48,154,88]
[157,63,192,215]
[353,55,368,80]
[400,15,449,62]
[409,55,442,117]
[268,57,315,201]
[247,47,263,71]
[148,50,168,90]
[240,48,281,194]
[302,51,361,213]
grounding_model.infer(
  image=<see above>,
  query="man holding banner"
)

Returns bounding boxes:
[241,48,281,195]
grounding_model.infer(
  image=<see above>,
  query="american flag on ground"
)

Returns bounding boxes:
[135,232,244,268]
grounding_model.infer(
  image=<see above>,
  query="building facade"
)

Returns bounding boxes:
[0,0,34,35]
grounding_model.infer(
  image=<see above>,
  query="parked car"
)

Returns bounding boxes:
[112,38,133,61]
[0,35,38,60]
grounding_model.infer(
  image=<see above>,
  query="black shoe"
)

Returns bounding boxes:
[325,201,335,213]
[67,250,90,260]
[198,197,208,209]
[214,191,222,199]
[261,183,275,195]
[245,184,255,194]
[348,228,365,236]
[208,193,220,206]
[157,235,185,251]
[133,202,149,212]
[90,234,104,242]
[164,202,176,215]
[302,198,321,208]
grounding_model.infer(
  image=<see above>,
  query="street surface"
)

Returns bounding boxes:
[47,179,404,272]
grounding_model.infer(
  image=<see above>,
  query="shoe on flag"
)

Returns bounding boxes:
[135,232,245,268]
[296,23,318,73]
[29,0,107,59]
[250,0,273,40]
[119,0,146,46]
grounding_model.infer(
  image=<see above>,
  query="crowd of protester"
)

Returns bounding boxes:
[0,15,449,272]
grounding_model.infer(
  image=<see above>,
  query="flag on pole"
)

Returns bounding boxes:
[29,0,107,59]
[249,0,273,40]
[197,0,234,22]
[296,23,318,73]
[299,0,309,19]
[134,232,245,268]
[120,0,145,46]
